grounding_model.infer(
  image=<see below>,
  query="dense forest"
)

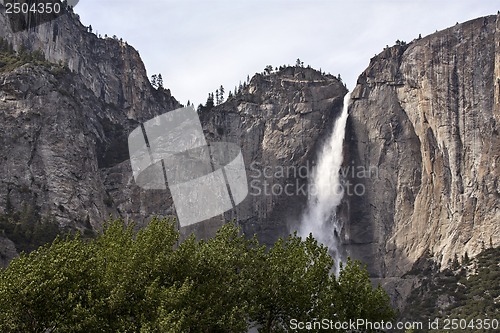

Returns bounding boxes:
[0,218,395,332]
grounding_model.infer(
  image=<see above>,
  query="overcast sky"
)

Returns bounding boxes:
[75,1,499,106]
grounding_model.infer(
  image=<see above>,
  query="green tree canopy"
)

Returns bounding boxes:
[0,218,395,332]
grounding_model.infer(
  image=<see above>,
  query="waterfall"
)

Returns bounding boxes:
[299,92,350,272]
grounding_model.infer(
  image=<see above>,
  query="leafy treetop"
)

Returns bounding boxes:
[0,218,395,332]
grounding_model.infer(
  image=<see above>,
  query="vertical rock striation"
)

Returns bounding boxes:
[343,14,500,304]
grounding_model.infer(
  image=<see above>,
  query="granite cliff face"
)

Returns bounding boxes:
[342,14,500,303]
[0,9,346,258]
[0,9,180,257]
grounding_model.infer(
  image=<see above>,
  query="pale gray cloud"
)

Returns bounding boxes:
[75,0,499,105]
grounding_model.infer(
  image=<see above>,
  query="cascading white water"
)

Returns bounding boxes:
[299,92,350,273]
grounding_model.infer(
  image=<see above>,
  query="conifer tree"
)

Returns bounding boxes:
[219,85,224,103]
[151,74,158,89]
[206,93,214,108]
[157,74,163,89]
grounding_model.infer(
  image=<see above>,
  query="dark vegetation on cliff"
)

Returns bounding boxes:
[0,37,52,73]
[0,201,94,254]
[0,218,395,332]
[0,205,60,254]
[402,246,500,332]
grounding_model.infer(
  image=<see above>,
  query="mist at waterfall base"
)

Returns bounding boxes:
[299,93,350,274]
